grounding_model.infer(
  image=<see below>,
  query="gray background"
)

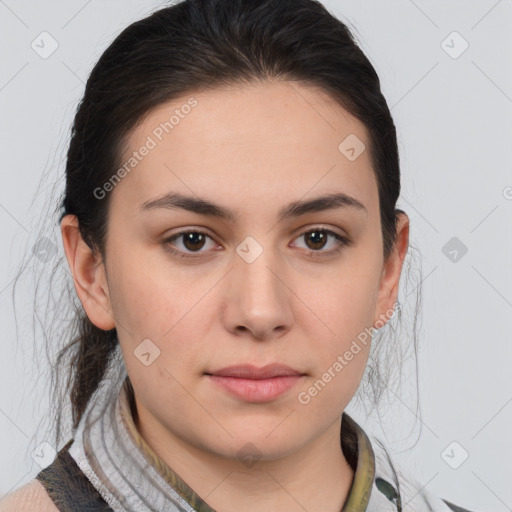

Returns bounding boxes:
[0,0,511,510]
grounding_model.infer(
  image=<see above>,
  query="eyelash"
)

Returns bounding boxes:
[161,227,353,260]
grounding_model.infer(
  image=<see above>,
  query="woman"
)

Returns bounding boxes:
[1,0,477,510]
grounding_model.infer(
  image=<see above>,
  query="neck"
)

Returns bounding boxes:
[135,406,355,512]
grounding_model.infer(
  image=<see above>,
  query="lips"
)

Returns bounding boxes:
[205,364,305,402]
[205,363,304,379]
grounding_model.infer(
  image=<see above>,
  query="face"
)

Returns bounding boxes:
[62,80,408,464]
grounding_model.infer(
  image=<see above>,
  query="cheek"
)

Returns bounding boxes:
[296,283,376,415]
[294,254,380,399]
[108,255,213,377]
[106,245,184,336]
[298,258,380,346]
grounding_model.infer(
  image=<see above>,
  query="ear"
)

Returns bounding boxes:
[60,214,116,331]
[372,212,409,329]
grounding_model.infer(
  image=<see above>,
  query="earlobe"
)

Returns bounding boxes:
[60,214,116,331]
[373,213,410,328]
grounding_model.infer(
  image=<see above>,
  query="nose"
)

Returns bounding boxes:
[221,246,293,341]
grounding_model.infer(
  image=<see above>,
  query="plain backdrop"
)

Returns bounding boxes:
[0,0,511,510]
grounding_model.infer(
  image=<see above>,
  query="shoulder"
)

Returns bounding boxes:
[369,436,478,512]
[0,478,59,512]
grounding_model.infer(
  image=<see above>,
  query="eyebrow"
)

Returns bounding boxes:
[140,191,367,222]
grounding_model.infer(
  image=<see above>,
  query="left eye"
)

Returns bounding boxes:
[292,228,351,253]
[162,227,351,258]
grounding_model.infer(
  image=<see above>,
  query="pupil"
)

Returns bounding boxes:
[307,230,326,250]
[184,232,205,251]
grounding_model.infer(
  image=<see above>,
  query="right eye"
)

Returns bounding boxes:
[161,229,219,259]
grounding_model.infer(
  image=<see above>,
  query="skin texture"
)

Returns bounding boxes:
[61,80,409,512]
[0,480,59,512]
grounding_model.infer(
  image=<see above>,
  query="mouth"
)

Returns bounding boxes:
[205,363,304,379]
[204,364,306,403]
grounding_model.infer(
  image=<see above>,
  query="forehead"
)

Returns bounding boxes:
[113,80,377,219]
